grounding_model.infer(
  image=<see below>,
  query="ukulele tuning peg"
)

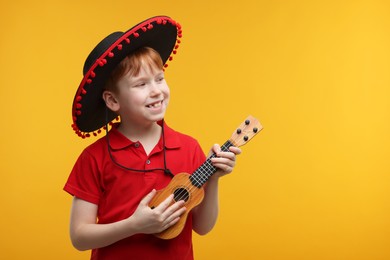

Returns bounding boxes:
[245,119,250,125]
[243,136,249,141]
[253,127,258,133]
[236,128,242,134]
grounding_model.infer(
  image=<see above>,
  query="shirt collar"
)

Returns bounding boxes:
[107,121,181,150]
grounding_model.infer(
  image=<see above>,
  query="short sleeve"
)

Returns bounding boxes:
[63,149,103,205]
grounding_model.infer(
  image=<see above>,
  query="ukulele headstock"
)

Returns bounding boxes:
[230,115,263,147]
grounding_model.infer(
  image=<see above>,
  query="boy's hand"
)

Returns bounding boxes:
[209,144,242,178]
[129,189,186,234]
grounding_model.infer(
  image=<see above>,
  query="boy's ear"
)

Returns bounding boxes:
[102,90,120,112]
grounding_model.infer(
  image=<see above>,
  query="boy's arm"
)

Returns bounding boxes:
[192,145,241,235]
[70,197,135,250]
[69,190,186,251]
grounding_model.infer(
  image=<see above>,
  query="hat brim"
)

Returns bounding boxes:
[72,16,181,137]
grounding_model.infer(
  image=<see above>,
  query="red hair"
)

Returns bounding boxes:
[105,47,163,92]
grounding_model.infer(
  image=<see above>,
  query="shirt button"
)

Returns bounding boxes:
[134,143,140,148]
[146,160,151,165]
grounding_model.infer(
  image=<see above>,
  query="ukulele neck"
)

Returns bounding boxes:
[189,140,233,188]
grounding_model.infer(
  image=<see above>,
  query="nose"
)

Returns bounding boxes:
[149,82,162,96]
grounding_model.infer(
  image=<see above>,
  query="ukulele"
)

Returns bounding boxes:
[149,115,263,239]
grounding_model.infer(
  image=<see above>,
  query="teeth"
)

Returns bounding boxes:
[147,102,161,108]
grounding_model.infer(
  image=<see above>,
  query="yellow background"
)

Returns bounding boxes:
[1,0,389,259]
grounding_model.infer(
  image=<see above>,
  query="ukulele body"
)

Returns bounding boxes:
[149,172,205,239]
[149,115,262,240]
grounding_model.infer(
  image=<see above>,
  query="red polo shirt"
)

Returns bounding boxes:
[64,122,206,260]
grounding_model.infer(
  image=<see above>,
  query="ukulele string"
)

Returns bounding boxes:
[170,121,255,203]
[174,121,255,202]
[181,141,235,200]
[173,141,233,202]
[170,145,224,202]
[173,155,217,202]
[172,122,254,202]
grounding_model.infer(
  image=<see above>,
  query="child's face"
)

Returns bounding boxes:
[114,61,170,126]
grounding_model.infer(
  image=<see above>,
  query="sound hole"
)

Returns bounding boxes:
[173,187,190,202]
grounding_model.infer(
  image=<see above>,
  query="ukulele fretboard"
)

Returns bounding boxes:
[190,140,233,188]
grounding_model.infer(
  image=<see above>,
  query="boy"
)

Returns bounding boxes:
[64,16,241,260]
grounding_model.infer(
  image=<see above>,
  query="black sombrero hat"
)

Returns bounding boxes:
[71,16,182,138]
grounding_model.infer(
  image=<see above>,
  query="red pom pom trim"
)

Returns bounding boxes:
[72,17,183,139]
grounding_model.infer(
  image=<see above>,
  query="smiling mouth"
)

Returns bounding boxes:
[146,101,162,108]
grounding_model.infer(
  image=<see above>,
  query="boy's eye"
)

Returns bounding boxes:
[133,82,146,88]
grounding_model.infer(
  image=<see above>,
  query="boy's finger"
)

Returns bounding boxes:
[162,201,186,220]
[155,194,175,211]
[163,206,186,225]
[229,146,242,155]
[139,189,156,205]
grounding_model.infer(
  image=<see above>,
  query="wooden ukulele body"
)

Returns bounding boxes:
[149,115,262,240]
[149,172,205,239]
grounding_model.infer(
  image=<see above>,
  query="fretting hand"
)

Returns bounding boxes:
[209,144,242,179]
